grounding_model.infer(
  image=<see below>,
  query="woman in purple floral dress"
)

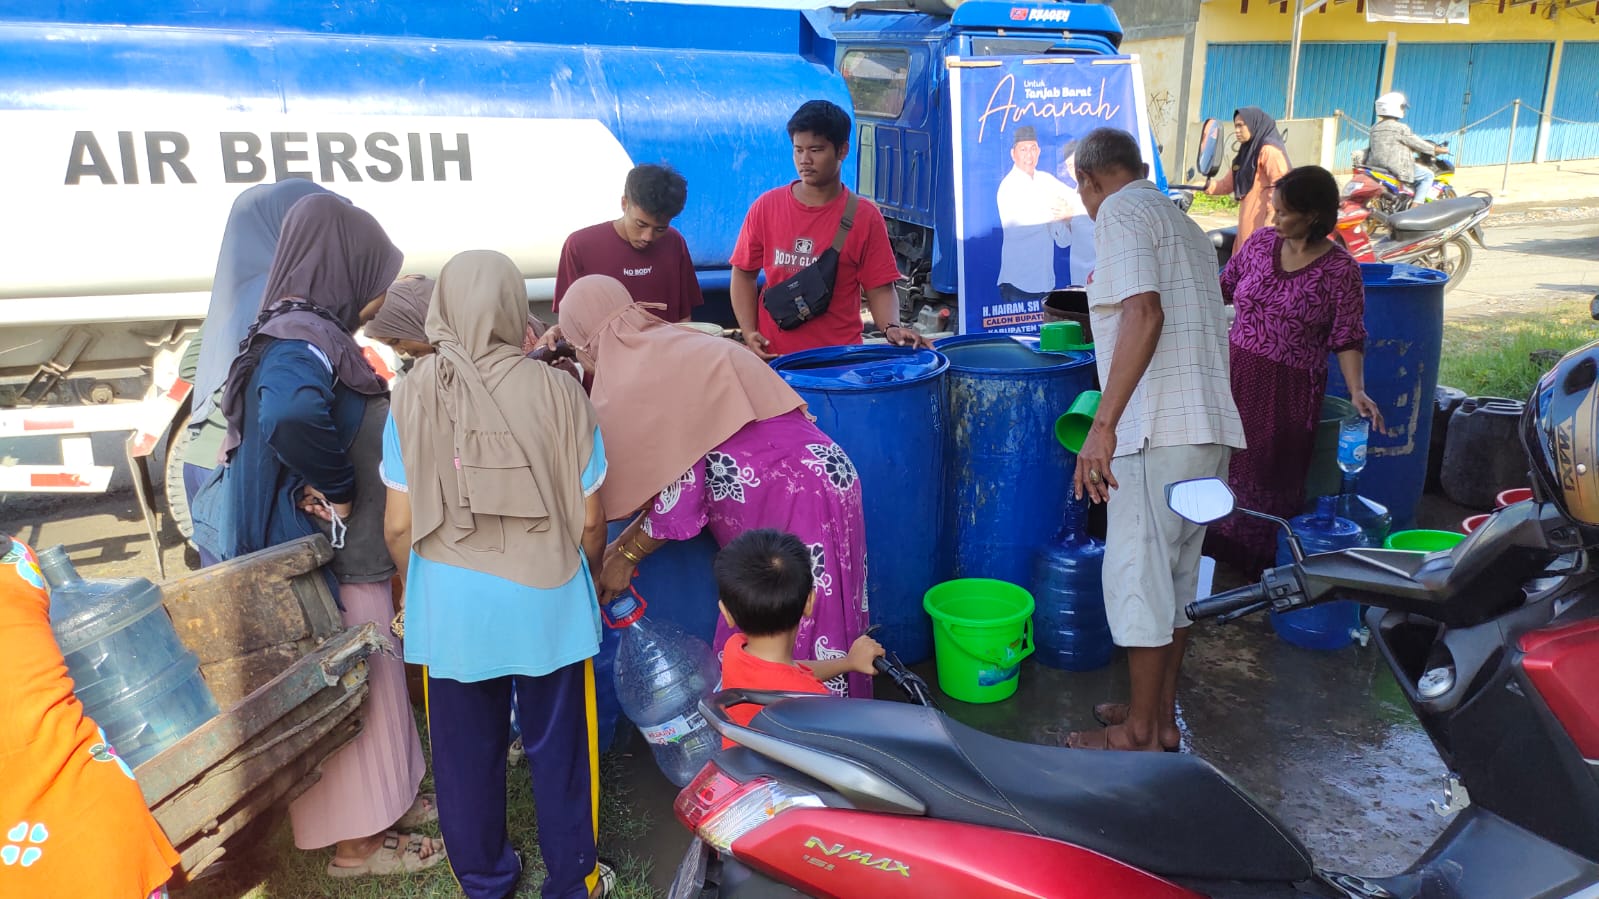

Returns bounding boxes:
[557,276,872,698]
[1205,166,1385,575]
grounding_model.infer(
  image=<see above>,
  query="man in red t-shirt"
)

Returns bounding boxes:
[553,163,703,322]
[713,529,882,750]
[730,100,930,358]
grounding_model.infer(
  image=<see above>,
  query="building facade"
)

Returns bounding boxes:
[1115,0,1599,172]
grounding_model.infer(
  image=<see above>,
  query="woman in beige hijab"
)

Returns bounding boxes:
[366,273,548,359]
[381,251,613,899]
[558,275,873,698]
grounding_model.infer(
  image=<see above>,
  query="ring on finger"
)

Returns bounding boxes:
[1088,469,1102,484]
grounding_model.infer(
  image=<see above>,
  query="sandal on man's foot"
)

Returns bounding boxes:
[327,832,446,878]
[1090,703,1180,752]
[394,792,438,828]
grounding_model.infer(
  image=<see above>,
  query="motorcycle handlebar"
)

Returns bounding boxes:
[1185,582,1268,621]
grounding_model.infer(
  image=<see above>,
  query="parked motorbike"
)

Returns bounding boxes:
[668,372,1599,896]
[1337,192,1489,290]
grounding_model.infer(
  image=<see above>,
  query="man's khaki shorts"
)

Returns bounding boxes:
[1102,443,1232,648]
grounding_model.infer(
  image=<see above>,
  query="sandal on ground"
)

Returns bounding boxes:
[394,792,438,829]
[591,858,617,899]
[326,832,446,878]
[1090,703,1180,752]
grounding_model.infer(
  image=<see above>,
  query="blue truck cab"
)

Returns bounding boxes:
[820,0,1167,315]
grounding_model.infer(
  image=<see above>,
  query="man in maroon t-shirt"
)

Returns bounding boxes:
[731,100,929,358]
[553,163,703,322]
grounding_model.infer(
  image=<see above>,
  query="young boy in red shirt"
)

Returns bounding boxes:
[713,528,883,748]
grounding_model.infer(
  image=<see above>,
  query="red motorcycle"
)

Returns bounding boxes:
[668,471,1599,897]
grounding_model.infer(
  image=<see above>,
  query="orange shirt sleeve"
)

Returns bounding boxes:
[0,541,179,899]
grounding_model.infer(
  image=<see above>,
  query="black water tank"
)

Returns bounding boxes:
[1426,385,1468,494]
[1440,397,1529,510]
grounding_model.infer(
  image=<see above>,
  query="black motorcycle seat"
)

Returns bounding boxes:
[750,697,1314,883]
[1210,226,1237,268]
[1385,195,1488,233]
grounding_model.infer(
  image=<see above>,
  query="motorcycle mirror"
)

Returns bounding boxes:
[1195,118,1223,179]
[1165,477,1236,525]
[1590,293,1599,321]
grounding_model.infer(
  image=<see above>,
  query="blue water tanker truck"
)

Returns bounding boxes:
[0,0,1162,542]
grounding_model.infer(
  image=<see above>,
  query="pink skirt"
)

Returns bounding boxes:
[288,580,426,849]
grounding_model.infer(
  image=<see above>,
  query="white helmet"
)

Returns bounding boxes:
[1375,92,1409,119]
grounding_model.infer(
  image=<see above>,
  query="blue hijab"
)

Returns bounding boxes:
[189,180,338,426]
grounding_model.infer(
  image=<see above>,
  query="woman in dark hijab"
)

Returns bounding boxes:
[213,193,443,877]
[1203,106,1291,245]
[179,180,336,564]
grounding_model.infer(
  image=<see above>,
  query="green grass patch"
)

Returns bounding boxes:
[180,713,659,898]
[1189,192,1238,216]
[1441,300,1597,399]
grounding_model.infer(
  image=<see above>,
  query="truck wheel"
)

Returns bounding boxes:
[164,419,196,542]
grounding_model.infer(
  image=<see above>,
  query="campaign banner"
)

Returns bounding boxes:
[948,56,1153,335]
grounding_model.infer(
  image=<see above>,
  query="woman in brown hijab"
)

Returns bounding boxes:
[213,193,442,877]
[558,275,874,698]
[382,251,612,899]
[365,273,548,359]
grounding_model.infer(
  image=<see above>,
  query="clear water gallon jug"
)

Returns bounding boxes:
[607,592,721,787]
[39,546,219,767]
[1029,499,1113,672]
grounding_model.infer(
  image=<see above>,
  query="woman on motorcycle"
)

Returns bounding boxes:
[1204,166,1384,575]
[1203,106,1290,245]
[558,275,873,699]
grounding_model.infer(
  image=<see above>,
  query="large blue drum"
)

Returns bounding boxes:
[594,523,722,752]
[1326,264,1448,529]
[771,345,949,664]
[939,335,1096,589]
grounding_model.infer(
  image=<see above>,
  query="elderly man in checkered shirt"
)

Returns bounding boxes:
[1066,127,1246,753]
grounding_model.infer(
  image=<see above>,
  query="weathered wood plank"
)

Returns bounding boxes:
[168,712,362,880]
[136,624,382,807]
[151,681,368,848]
[160,535,337,666]
[198,643,304,710]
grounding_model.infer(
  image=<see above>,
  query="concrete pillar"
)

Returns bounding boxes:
[1380,32,1397,95]
[1536,40,1563,164]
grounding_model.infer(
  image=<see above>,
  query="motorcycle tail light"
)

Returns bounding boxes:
[675,767,822,853]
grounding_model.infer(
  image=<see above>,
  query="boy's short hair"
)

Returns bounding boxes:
[786,100,852,151]
[714,529,814,637]
[624,163,688,221]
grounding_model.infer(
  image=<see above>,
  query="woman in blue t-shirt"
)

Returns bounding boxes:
[382,249,612,899]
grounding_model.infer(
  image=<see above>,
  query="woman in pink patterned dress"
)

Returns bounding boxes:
[557,276,872,698]
[1205,166,1385,575]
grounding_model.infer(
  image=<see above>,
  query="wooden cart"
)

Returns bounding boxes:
[131,535,385,880]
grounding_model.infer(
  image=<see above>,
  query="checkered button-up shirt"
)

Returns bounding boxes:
[1087,180,1245,457]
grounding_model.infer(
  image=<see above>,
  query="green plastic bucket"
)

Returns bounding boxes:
[923,579,1035,704]
[1384,529,1467,552]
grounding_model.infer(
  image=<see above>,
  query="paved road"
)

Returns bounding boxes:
[1445,214,1599,316]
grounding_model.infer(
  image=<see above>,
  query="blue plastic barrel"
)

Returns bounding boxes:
[771,345,948,664]
[1272,496,1369,650]
[939,335,1096,588]
[1325,264,1448,529]
[595,522,722,752]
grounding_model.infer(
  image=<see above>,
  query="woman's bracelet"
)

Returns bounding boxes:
[618,543,643,564]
